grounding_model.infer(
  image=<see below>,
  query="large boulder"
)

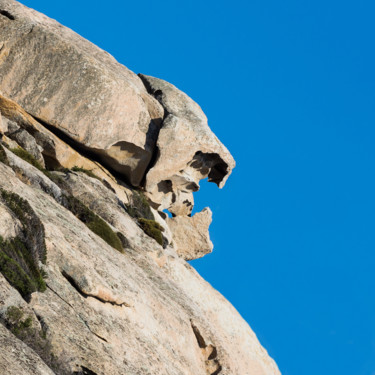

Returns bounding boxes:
[0,2,279,374]
[0,94,132,205]
[0,0,163,186]
[0,0,235,202]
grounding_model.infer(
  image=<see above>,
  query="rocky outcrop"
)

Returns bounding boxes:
[167,208,214,260]
[0,158,279,375]
[139,74,235,215]
[0,0,163,186]
[0,1,279,374]
[0,0,234,201]
[0,0,237,261]
[0,94,132,206]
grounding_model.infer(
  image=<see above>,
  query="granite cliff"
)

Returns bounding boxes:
[0,1,280,374]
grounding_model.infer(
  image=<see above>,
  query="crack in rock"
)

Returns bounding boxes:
[62,271,130,307]
[191,320,223,375]
[0,9,15,20]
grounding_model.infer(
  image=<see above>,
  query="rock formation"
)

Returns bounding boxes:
[0,1,280,374]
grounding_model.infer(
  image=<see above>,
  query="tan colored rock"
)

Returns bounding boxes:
[139,74,235,215]
[0,324,55,375]
[0,201,22,239]
[0,0,163,186]
[0,93,132,204]
[0,111,6,133]
[0,3,279,374]
[0,0,235,197]
[3,146,62,201]
[167,208,213,260]
[0,159,279,375]
[3,116,45,166]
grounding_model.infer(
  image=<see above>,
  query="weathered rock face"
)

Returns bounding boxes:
[0,201,21,239]
[0,157,279,375]
[167,208,214,260]
[0,2,280,375]
[0,324,55,375]
[0,0,234,200]
[139,74,235,215]
[0,0,163,186]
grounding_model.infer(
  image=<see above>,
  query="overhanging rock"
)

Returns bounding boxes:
[139,74,235,215]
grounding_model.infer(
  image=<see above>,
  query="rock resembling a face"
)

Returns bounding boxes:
[139,74,235,215]
[0,0,234,200]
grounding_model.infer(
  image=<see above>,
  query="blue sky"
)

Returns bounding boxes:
[21,1,375,374]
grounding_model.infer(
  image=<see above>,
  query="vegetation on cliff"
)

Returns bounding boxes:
[0,189,46,300]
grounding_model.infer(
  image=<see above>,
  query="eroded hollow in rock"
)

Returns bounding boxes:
[190,151,229,186]
[190,320,222,375]
[146,151,230,216]
[29,114,158,187]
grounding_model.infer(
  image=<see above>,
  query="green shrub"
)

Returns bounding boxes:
[0,144,9,165]
[0,189,47,300]
[126,190,154,220]
[0,250,35,297]
[138,218,164,246]
[71,166,100,180]
[5,306,33,337]
[0,189,47,264]
[8,147,59,183]
[125,191,167,246]
[10,147,44,171]
[62,194,123,252]
[0,237,46,298]
[3,305,59,372]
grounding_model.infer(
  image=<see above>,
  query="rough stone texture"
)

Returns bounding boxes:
[167,208,214,260]
[0,94,132,205]
[0,2,279,374]
[4,116,45,166]
[3,146,62,201]
[139,74,236,215]
[0,160,280,375]
[0,111,6,133]
[0,0,235,197]
[0,0,165,186]
[0,324,55,375]
[0,201,22,239]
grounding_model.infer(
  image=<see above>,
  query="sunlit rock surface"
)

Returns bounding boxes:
[0,1,279,374]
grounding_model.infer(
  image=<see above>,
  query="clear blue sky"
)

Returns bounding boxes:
[21,1,375,374]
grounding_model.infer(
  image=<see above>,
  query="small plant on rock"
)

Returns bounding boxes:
[5,306,33,337]
[0,189,47,300]
[10,147,44,171]
[71,166,100,180]
[125,190,154,220]
[62,194,123,252]
[0,144,9,165]
[138,218,164,246]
